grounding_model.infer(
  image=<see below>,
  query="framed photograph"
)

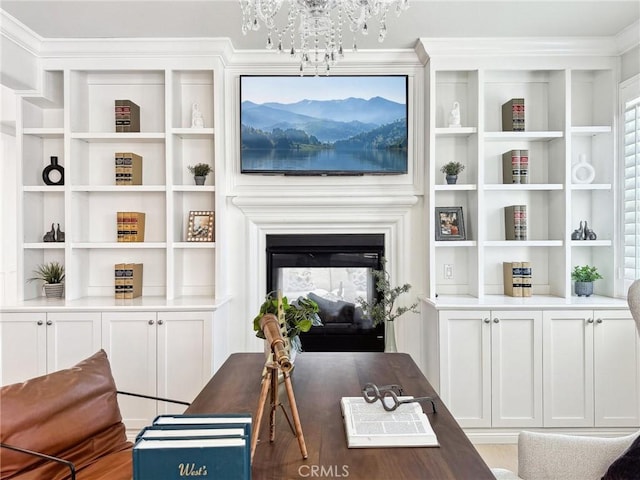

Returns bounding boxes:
[187,211,214,242]
[435,207,466,241]
[240,75,408,175]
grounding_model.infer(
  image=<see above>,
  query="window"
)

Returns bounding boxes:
[622,76,640,291]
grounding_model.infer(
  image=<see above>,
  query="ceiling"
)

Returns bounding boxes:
[1,1,639,51]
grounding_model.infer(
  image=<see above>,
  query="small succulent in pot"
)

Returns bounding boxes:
[571,265,603,297]
[28,261,65,298]
[440,161,465,176]
[28,261,65,285]
[440,162,465,184]
[188,163,212,185]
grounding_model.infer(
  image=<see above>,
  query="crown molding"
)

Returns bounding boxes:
[37,37,235,63]
[0,9,42,55]
[227,48,422,71]
[616,20,640,54]
[418,37,621,59]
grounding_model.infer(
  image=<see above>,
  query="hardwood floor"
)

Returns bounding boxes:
[475,444,518,474]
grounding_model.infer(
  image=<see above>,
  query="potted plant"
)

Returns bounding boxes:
[253,291,322,358]
[28,261,65,298]
[357,261,419,352]
[571,265,603,297]
[440,161,465,185]
[187,163,212,185]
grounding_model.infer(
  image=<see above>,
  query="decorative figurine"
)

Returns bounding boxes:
[42,156,64,186]
[56,224,65,242]
[571,221,584,240]
[448,101,461,128]
[571,153,595,184]
[191,103,204,128]
[583,221,597,240]
[43,223,56,242]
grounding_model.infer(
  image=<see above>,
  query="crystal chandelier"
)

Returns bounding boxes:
[239,0,410,74]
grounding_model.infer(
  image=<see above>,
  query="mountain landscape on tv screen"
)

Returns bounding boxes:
[241,96,407,147]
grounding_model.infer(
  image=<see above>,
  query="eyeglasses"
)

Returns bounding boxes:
[361,383,437,413]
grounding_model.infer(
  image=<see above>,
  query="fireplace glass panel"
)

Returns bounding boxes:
[278,266,374,328]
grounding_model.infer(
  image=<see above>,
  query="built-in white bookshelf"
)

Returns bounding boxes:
[427,64,617,300]
[17,68,219,303]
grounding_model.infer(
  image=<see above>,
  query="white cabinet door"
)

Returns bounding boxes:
[594,310,640,427]
[0,312,47,385]
[543,310,594,427]
[439,310,491,428]
[491,310,543,428]
[157,311,213,415]
[102,311,157,431]
[46,312,101,373]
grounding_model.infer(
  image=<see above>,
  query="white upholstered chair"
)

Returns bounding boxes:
[490,279,640,480]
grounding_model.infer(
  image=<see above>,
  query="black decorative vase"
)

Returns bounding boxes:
[446,174,458,185]
[43,156,64,186]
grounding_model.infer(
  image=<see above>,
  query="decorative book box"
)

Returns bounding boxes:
[504,205,527,240]
[502,149,529,184]
[114,263,143,299]
[117,212,146,242]
[114,99,140,133]
[115,152,143,185]
[503,261,532,297]
[501,98,525,131]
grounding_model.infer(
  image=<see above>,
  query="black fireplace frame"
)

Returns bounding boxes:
[266,233,385,352]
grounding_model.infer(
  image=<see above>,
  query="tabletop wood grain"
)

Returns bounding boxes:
[187,352,494,480]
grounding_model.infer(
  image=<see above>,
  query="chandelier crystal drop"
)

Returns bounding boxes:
[239,0,410,75]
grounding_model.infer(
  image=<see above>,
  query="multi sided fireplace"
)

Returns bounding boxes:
[266,233,385,352]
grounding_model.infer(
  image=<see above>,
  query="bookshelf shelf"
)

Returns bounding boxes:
[435,127,477,137]
[484,184,563,191]
[484,131,564,141]
[70,132,166,142]
[23,127,64,138]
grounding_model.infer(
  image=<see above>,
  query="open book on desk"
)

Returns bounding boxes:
[340,396,439,448]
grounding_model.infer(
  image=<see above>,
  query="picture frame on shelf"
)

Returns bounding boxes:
[435,207,466,241]
[187,211,214,242]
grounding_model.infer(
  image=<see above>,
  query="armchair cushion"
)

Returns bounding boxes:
[0,350,131,479]
[602,434,640,480]
[518,431,639,480]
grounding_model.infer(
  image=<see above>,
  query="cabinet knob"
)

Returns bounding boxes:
[596,318,603,324]
[483,318,490,324]
[158,319,164,325]
[37,320,43,326]
[148,320,155,325]
[587,318,594,324]
[493,318,500,323]
[46,320,53,326]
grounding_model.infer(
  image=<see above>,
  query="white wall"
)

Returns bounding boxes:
[0,85,17,305]
[621,45,640,83]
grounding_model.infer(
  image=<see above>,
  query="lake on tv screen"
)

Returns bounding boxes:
[242,149,407,173]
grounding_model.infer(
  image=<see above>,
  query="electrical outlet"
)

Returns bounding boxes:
[444,264,454,280]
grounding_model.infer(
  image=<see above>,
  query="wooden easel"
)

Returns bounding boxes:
[250,295,308,462]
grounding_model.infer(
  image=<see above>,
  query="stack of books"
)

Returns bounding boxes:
[133,414,251,480]
[117,212,146,242]
[114,263,143,299]
[115,99,140,132]
[503,261,532,297]
[501,98,525,131]
[115,152,143,185]
[504,205,527,240]
[502,149,529,184]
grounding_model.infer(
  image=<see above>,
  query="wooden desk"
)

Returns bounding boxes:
[187,352,494,480]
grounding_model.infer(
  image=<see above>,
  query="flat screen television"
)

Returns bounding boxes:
[240,75,408,175]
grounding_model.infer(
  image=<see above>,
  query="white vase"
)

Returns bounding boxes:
[384,321,397,353]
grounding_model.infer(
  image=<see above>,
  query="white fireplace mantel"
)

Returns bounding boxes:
[231,194,422,353]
